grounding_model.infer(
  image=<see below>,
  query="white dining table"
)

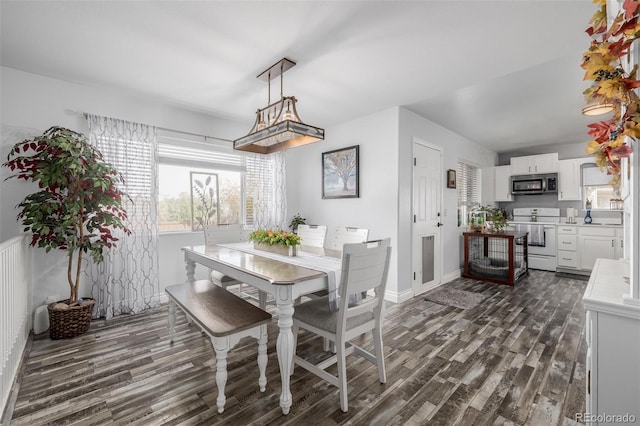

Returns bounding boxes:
[181,242,342,415]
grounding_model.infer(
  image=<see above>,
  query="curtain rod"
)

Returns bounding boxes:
[82,112,234,143]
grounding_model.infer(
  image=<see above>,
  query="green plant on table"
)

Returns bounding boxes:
[288,213,306,232]
[248,228,301,247]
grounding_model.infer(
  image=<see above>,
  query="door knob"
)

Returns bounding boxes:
[437,222,444,227]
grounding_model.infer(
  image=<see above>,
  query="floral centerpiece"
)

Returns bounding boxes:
[581,0,639,187]
[248,228,301,256]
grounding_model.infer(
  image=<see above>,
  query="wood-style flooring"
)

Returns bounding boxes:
[3,270,588,425]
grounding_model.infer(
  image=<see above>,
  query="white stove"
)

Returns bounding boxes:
[508,207,559,271]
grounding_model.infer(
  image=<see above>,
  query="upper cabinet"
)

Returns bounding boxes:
[510,153,558,175]
[494,165,513,202]
[557,158,582,201]
[481,166,496,205]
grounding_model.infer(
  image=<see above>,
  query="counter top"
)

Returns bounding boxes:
[557,222,623,228]
[583,259,639,319]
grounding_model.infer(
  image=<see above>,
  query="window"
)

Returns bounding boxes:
[457,161,481,227]
[158,131,244,232]
[582,163,617,209]
[159,165,241,232]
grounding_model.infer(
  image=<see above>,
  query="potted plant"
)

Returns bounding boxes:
[288,213,306,233]
[471,205,507,233]
[248,228,301,256]
[3,126,131,339]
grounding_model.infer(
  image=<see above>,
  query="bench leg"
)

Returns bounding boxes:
[168,300,176,343]
[257,324,268,392]
[211,336,229,414]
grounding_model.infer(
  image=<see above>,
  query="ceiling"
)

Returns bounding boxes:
[0,1,598,153]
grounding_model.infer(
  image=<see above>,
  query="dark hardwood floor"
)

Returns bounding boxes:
[3,270,588,425]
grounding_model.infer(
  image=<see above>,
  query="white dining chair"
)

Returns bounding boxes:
[291,238,392,412]
[328,227,369,251]
[203,224,268,308]
[297,224,327,248]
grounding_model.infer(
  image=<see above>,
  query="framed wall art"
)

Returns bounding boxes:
[322,145,359,199]
[447,169,456,189]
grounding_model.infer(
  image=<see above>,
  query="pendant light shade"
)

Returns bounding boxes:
[234,58,324,154]
[581,100,615,116]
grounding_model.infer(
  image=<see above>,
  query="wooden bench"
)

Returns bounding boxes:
[165,280,272,413]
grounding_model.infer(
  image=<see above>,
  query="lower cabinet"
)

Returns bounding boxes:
[580,235,617,270]
[557,225,622,273]
[583,259,640,425]
[557,225,578,269]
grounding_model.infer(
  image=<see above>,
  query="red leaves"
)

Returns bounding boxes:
[587,120,616,143]
[621,77,640,90]
[608,39,633,58]
[612,144,634,158]
[586,26,603,37]
[624,0,640,19]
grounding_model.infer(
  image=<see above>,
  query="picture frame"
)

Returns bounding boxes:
[322,145,359,199]
[447,169,456,189]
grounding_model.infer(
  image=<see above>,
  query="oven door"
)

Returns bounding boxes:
[528,225,556,256]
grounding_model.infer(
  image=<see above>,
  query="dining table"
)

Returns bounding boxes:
[181,242,342,415]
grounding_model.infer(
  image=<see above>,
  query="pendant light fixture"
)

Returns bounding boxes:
[581,100,615,116]
[233,58,324,154]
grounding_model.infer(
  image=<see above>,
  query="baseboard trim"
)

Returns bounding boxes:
[384,288,413,304]
[442,269,462,284]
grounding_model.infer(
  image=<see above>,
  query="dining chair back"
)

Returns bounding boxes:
[328,227,369,251]
[297,224,327,248]
[203,224,245,246]
[291,238,392,412]
[203,224,270,309]
[202,224,254,300]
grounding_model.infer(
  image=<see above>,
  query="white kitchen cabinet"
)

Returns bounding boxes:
[557,225,623,273]
[481,166,495,205]
[583,259,640,425]
[579,226,617,270]
[510,153,558,175]
[557,225,578,269]
[494,165,513,201]
[615,228,624,259]
[557,158,582,201]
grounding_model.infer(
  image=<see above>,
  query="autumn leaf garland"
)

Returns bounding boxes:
[582,0,640,187]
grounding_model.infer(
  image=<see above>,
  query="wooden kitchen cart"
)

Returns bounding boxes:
[463,231,528,286]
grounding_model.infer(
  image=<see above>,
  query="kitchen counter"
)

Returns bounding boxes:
[558,222,623,228]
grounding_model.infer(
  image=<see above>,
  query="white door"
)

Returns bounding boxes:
[412,141,442,295]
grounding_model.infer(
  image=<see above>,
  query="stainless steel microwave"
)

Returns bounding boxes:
[510,173,558,195]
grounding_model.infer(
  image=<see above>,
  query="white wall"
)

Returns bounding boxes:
[398,107,498,291]
[286,107,400,298]
[0,67,243,311]
[287,106,498,303]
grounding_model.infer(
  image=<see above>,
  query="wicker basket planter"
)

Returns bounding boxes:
[48,298,95,339]
[253,242,298,257]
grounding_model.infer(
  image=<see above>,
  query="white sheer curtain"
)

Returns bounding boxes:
[86,114,160,319]
[246,151,287,229]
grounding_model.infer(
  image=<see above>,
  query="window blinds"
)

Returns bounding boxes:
[157,129,245,171]
[457,162,481,205]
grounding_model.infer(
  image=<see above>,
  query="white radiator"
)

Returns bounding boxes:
[0,235,31,415]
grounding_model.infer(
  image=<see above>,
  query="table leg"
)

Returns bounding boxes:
[276,286,294,415]
[185,259,196,283]
[168,300,176,343]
